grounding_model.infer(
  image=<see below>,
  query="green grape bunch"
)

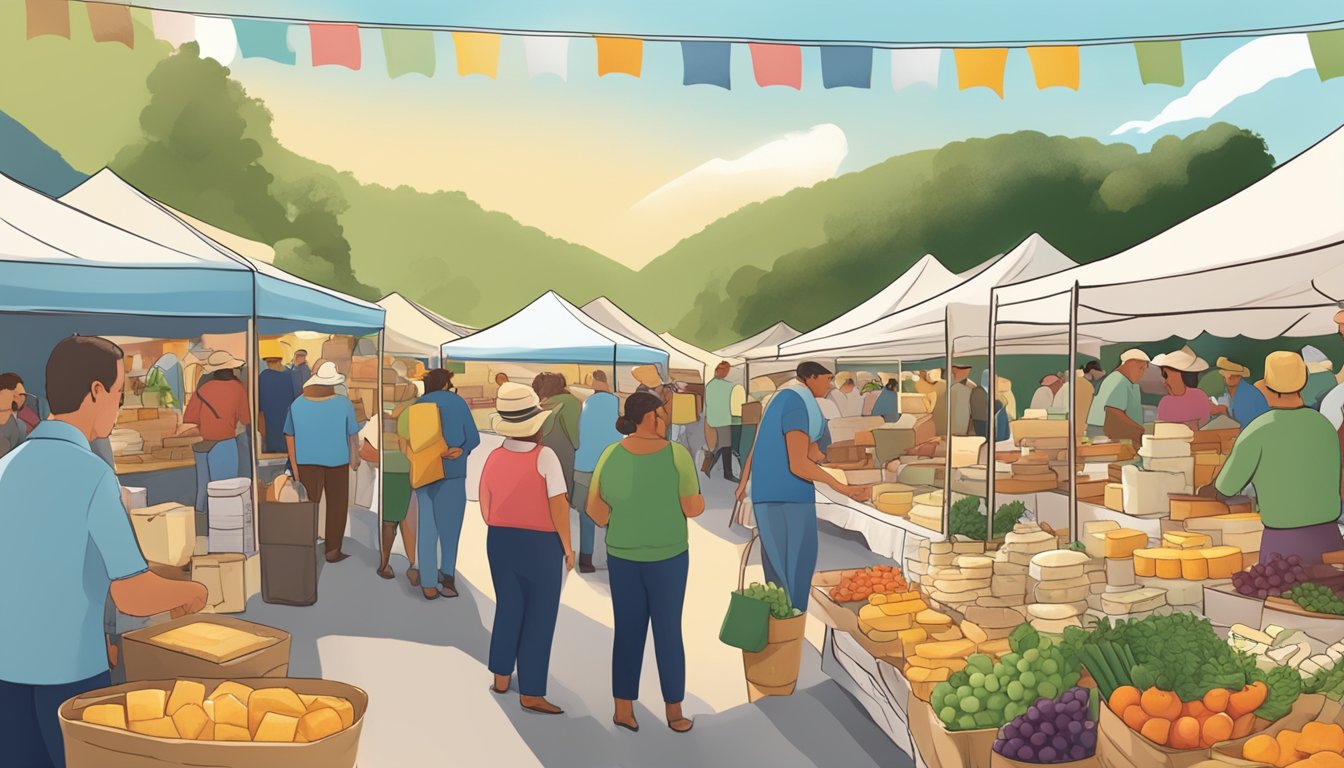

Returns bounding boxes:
[1285,583,1344,615]
[743,581,803,619]
[931,624,1081,732]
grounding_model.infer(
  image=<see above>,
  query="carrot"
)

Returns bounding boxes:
[1170,716,1201,749]
[1203,687,1230,714]
[1141,688,1182,721]
[1232,712,1258,740]
[1141,717,1172,746]
[1123,704,1150,733]
[1109,685,1141,715]
[1228,681,1269,720]
[1201,712,1235,748]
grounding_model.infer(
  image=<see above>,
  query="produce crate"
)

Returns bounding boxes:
[1209,694,1337,767]
[121,616,290,682]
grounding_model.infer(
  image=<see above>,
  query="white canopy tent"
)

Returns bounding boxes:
[717,321,801,360]
[780,253,966,358]
[661,332,737,369]
[440,291,669,368]
[581,297,707,379]
[378,292,474,361]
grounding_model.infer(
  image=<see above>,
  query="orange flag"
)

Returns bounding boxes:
[954,48,1009,97]
[596,36,643,77]
[1027,46,1080,90]
[87,2,134,48]
[25,0,70,39]
[453,32,500,77]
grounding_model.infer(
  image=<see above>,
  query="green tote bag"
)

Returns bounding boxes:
[718,525,770,653]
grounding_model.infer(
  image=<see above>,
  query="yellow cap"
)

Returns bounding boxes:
[1264,351,1306,394]
[259,340,285,360]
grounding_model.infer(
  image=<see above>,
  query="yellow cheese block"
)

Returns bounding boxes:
[915,638,977,660]
[254,712,299,743]
[209,681,254,705]
[961,621,989,645]
[877,490,914,505]
[1104,483,1124,512]
[928,626,964,642]
[171,703,209,740]
[1163,530,1212,549]
[860,612,915,635]
[82,704,127,730]
[1105,529,1148,559]
[1202,545,1243,579]
[166,680,205,716]
[212,693,248,729]
[296,708,343,743]
[150,622,272,662]
[906,655,968,672]
[248,688,307,737]
[897,628,929,657]
[978,638,1013,658]
[199,721,214,741]
[916,609,953,627]
[307,695,356,730]
[299,693,320,709]
[129,717,179,738]
[1133,547,1182,579]
[1180,549,1209,580]
[879,599,928,617]
[215,723,251,742]
[126,688,166,722]
[905,666,952,683]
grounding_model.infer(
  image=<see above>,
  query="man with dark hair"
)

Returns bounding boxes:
[703,361,744,482]
[735,361,866,613]
[0,336,206,767]
[412,368,481,598]
[0,372,26,460]
[288,349,310,397]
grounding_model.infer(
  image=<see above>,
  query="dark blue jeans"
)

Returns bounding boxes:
[609,551,688,704]
[1,670,111,768]
[487,526,563,697]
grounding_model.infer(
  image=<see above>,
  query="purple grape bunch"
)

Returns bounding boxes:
[992,686,1096,764]
[1231,553,1305,598]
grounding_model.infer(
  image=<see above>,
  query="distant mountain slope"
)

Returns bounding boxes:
[0,111,86,195]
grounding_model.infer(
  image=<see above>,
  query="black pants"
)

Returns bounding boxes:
[1,670,111,767]
[709,447,737,478]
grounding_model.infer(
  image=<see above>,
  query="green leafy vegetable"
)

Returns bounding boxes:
[1256,665,1303,721]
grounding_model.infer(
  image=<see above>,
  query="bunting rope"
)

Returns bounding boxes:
[28,1,1344,95]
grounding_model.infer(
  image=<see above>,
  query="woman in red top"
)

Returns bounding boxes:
[472,382,575,715]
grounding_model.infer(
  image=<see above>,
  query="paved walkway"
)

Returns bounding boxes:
[238,476,913,767]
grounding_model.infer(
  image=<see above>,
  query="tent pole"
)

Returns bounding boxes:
[943,304,953,537]
[376,329,384,519]
[1068,281,1080,544]
[987,292,998,542]
[612,345,617,393]
[247,280,260,559]
[897,359,903,414]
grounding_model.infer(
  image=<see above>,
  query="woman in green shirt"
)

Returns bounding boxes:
[587,392,704,734]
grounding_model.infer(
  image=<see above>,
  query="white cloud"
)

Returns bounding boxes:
[1112,35,1314,136]
[194,17,238,66]
[611,124,848,263]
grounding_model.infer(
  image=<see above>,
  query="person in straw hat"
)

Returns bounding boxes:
[1215,356,1269,427]
[1208,351,1344,565]
[471,382,574,715]
[183,350,251,509]
[1085,349,1149,441]
[1153,345,1225,431]
[285,361,362,563]
[257,340,297,455]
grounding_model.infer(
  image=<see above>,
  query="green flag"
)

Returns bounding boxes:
[1309,29,1344,82]
[382,28,436,78]
[1134,41,1183,86]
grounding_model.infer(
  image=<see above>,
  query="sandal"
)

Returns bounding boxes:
[407,568,420,587]
[613,717,640,733]
[377,565,394,580]
[422,588,440,601]
[668,718,694,733]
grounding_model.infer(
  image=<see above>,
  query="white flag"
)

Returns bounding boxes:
[194,16,238,65]
[151,10,196,48]
[524,36,569,80]
[891,49,941,91]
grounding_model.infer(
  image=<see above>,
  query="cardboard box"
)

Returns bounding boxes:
[899,393,931,415]
[120,616,290,682]
[191,554,248,614]
[59,676,366,768]
[1010,419,1069,440]
[826,441,871,465]
[829,416,886,445]
[348,356,378,383]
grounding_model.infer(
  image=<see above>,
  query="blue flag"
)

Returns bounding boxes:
[681,41,732,89]
[233,19,295,64]
[821,46,873,89]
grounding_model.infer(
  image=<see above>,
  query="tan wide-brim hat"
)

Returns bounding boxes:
[631,365,663,390]
[1216,356,1251,378]
[491,382,551,438]
[202,350,245,373]
[1151,345,1209,373]
[1264,351,1307,394]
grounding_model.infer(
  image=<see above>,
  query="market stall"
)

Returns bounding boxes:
[378,291,475,365]
[581,296,710,384]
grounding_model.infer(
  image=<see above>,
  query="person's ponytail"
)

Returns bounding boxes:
[618,391,664,435]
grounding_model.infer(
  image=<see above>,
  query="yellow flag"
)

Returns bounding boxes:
[954,48,1009,98]
[1027,46,1080,90]
[453,32,500,78]
[596,36,643,77]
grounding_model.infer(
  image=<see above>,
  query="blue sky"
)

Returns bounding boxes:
[156,1,1344,264]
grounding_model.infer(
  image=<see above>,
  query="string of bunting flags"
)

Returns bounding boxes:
[24,0,1344,93]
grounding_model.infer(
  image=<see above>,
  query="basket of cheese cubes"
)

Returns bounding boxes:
[59,677,366,768]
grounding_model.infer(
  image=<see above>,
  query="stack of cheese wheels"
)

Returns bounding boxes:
[1026,549,1093,633]
[870,482,915,517]
[1133,545,1242,580]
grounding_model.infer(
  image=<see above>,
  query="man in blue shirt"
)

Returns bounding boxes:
[257,342,297,455]
[1217,356,1270,427]
[0,336,206,768]
[735,362,867,612]
[573,371,623,574]
[288,349,311,398]
[285,361,362,563]
[415,368,482,598]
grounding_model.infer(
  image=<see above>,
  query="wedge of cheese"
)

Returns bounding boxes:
[1163,530,1212,549]
[253,712,299,743]
[1202,546,1243,579]
[166,680,205,717]
[296,707,343,743]
[906,655,968,672]
[1153,422,1195,440]
[209,681,254,705]
[247,688,307,737]
[214,723,251,742]
[897,628,929,657]
[212,693,248,729]
[1133,547,1182,579]
[905,666,952,683]
[914,638,976,660]
[171,703,209,740]
[82,703,127,730]
[1104,529,1148,559]
[915,609,953,627]
[878,598,927,618]
[126,689,167,722]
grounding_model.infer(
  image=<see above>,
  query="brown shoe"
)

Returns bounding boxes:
[422,587,440,601]
[439,574,458,598]
[407,567,420,587]
[376,565,395,580]
[326,551,350,563]
[578,554,595,574]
